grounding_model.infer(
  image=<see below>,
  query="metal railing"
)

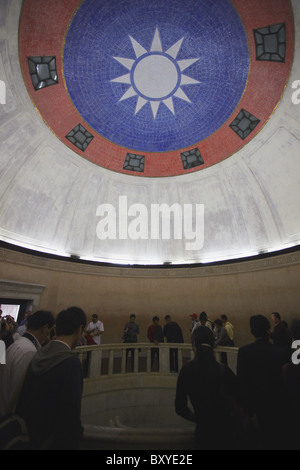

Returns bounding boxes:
[76,342,239,379]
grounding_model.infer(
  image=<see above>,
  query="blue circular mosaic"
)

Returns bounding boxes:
[63,0,249,152]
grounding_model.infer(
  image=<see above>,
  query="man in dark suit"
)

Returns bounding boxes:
[163,315,184,372]
[237,315,288,449]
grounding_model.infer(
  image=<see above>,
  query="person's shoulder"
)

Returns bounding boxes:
[238,341,254,355]
[7,335,36,353]
[239,339,280,355]
[56,352,82,371]
[68,354,82,365]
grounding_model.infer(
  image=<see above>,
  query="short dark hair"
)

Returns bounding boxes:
[130,314,136,319]
[55,306,86,336]
[214,319,222,327]
[199,312,207,321]
[152,316,159,322]
[27,310,55,330]
[192,325,215,348]
[250,315,270,338]
[271,312,281,321]
[220,314,227,321]
[92,314,98,319]
[165,315,171,320]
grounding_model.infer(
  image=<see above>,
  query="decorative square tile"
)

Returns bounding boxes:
[229,109,260,140]
[65,124,94,151]
[27,56,58,90]
[181,148,204,170]
[253,23,286,62]
[123,153,145,172]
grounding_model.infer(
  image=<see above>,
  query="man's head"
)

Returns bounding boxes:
[214,319,222,329]
[199,311,207,324]
[250,315,271,339]
[152,316,159,324]
[271,312,281,325]
[5,315,16,331]
[91,314,98,323]
[165,315,172,324]
[26,310,55,344]
[192,325,215,351]
[129,314,136,322]
[220,314,227,323]
[55,306,87,348]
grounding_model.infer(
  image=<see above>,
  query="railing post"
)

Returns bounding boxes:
[76,344,238,379]
[121,348,126,374]
[77,351,83,366]
[133,346,139,373]
[214,348,221,364]
[159,345,169,373]
[190,348,194,361]
[89,349,102,379]
[227,349,238,375]
[146,346,151,372]
[108,349,114,376]
[178,347,183,372]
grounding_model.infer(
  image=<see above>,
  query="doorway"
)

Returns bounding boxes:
[0,298,33,324]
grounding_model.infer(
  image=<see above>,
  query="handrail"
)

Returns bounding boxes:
[75,342,239,379]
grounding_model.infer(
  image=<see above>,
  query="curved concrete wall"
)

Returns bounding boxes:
[1,244,299,346]
[81,374,189,428]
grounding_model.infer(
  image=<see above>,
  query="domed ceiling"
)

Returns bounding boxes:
[0,0,299,265]
[19,0,293,177]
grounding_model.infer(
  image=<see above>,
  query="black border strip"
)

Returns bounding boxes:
[1,240,299,270]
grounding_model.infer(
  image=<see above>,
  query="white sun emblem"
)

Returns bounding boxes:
[111,28,200,118]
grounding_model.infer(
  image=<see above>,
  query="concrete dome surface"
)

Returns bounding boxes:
[0,0,299,265]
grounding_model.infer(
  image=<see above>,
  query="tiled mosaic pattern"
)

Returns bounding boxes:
[65,124,94,151]
[27,56,58,90]
[19,0,294,177]
[254,23,286,62]
[123,153,145,172]
[229,109,260,140]
[63,0,249,152]
[181,148,204,170]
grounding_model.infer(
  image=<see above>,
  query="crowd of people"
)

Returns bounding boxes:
[176,313,300,450]
[0,306,86,449]
[121,311,235,371]
[0,307,299,450]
